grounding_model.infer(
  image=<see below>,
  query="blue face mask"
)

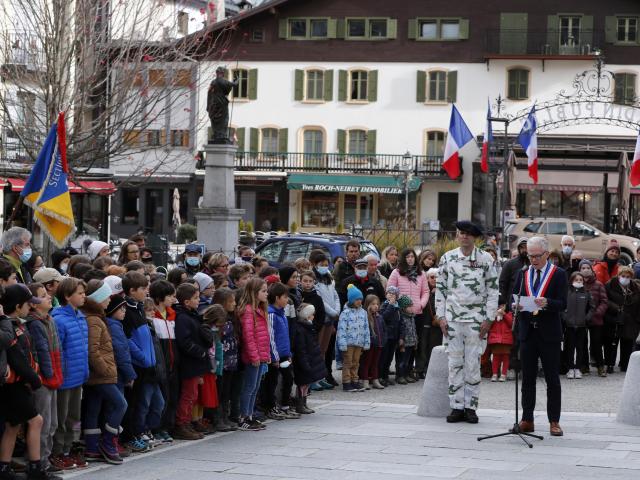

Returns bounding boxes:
[19,247,32,263]
[317,266,330,276]
[355,269,367,279]
[186,257,200,267]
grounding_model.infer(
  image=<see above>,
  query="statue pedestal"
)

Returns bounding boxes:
[617,351,640,426]
[194,143,244,255]
[417,346,450,418]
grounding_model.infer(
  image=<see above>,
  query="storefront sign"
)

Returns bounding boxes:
[299,183,404,194]
[288,173,422,194]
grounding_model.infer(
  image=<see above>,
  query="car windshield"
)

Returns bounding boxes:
[523,222,542,233]
[504,222,517,235]
[360,241,379,258]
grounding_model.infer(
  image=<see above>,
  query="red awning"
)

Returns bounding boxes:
[1,177,115,195]
[2,178,26,192]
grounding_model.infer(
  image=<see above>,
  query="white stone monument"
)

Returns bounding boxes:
[195,143,244,255]
[417,345,450,417]
[617,351,640,426]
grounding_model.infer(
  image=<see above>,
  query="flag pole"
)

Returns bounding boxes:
[4,196,24,230]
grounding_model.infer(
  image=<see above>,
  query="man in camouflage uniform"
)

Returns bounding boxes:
[436,221,499,423]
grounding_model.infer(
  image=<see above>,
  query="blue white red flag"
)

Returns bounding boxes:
[442,104,474,180]
[517,106,539,184]
[481,99,492,173]
[631,131,640,186]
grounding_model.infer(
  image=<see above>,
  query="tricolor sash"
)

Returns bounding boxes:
[524,262,556,298]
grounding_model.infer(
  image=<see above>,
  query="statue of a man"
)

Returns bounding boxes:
[207,66,237,144]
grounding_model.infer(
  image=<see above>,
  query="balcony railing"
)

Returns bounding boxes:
[0,128,44,164]
[232,152,448,177]
[2,31,45,71]
[485,29,604,57]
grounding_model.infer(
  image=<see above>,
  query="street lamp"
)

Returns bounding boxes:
[401,151,413,231]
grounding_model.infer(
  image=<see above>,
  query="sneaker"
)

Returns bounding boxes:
[310,382,325,391]
[98,439,123,465]
[362,380,371,390]
[379,378,389,387]
[250,418,266,430]
[318,379,334,389]
[396,376,408,385]
[574,369,582,379]
[25,468,63,480]
[68,453,88,469]
[406,375,417,384]
[342,383,355,392]
[446,409,466,423]
[498,375,507,382]
[266,407,286,420]
[0,468,18,480]
[598,366,608,377]
[125,436,150,452]
[280,408,301,419]
[490,374,498,382]
[464,408,479,424]
[49,455,75,471]
[84,450,103,462]
[153,430,174,444]
[326,375,339,387]
[141,432,156,448]
[351,382,365,392]
[386,378,396,386]
[238,419,261,431]
[566,369,575,379]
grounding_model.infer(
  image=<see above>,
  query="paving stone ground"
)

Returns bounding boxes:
[68,372,639,480]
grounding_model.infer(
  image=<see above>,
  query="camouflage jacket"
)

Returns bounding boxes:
[435,247,499,323]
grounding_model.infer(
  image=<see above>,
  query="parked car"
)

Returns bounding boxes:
[255,233,380,269]
[504,217,640,265]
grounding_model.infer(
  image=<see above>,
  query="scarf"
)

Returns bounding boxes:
[407,266,419,283]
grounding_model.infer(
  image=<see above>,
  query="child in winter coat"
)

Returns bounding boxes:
[564,272,593,380]
[194,272,215,314]
[337,285,370,392]
[174,283,213,440]
[81,280,127,464]
[359,295,386,390]
[51,277,90,469]
[237,278,271,431]
[212,288,242,428]
[379,286,401,386]
[488,308,513,382]
[105,296,136,390]
[264,283,300,420]
[26,283,63,471]
[395,295,418,385]
[299,270,328,391]
[293,303,327,413]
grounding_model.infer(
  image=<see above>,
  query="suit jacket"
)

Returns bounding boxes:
[513,264,568,343]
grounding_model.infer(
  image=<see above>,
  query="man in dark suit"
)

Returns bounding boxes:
[513,236,567,437]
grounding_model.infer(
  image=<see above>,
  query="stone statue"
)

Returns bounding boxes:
[207,66,238,144]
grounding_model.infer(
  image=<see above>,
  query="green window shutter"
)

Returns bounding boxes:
[249,128,259,153]
[327,19,337,39]
[387,19,397,39]
[278,128,288,152]
[408,19,418,40]
[547,15,559,54]
[447,71,457,103]
[366,130,377,155]
[279,19,288,39]
[500,13,528,54]
[605,16,618,43]
[236,127,245,150]
[367,70,378,102]
[323,70,334,101]
[338,70,347,101]
[459,19,469,40]
[581,15,594,48]
[337,129,346,154]
[248,69,258,100]
[416,71,426,102]
[336,19,346,39]
[294,69,304,101]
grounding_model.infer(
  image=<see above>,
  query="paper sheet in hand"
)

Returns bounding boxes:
[513,295,539,312]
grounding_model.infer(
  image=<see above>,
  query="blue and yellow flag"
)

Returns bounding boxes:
[21,112,76,247]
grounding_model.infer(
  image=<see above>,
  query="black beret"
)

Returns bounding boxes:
[455,221,483,237]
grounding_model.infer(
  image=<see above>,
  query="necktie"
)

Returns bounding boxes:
[533,269,541,292]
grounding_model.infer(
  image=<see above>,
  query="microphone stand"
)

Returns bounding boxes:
[477,268,544,448]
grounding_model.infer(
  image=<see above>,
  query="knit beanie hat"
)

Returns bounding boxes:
[106,295,127,316]
[279,266,297,285]
[398,295,413,309]
[297,303,315,322]
[578,259,593,271]
[88,241,109,260]
[605,239,621,254]
[193,272,213,292]
[347,284,363,305]
[264,274,280,285]
[386,286,400,297]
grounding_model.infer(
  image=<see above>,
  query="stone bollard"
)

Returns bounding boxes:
[617,351,640,426]
[417,345,450,417]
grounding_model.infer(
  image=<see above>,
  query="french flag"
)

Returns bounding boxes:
[631,131,640,186]
[517,106,539,184]
[481,99,492,173]
[442,105,474,180]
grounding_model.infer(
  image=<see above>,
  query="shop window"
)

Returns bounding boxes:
[260,128,279,153]
[614,73,636,105]
[617,17,638,43]
[349,70,368,101]
[121,188,139,224]
[305,70,324,101]
[301,192,338,228]
[170,129,189,147]
[428,71,447,102]
[425,130,445,156]
[507,68,529,100]
[232,69,249,99]
[348,129,367,155]
[378,192,417,228]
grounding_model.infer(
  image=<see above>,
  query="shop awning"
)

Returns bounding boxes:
[2,178,26,191]
[2,177,115,195]
[287,173,421,194]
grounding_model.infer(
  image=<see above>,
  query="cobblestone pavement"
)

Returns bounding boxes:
[68,372,637,480]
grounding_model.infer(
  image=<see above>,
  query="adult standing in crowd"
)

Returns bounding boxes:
[378,246,399,279]
[558,235,575,272]
[579,260,609,377]
[365,254,387,290]
[418,267,440,374]
[205,253,230,277]
[436,222,498,424]
[338,259,385,307]
[334,240,360,285]
[593,240,621,285]
[51,250,71,276]
[1,226,33,284]
[604,265,640,373]
[181,244,202,278]
[515,236,567,437]
[118,241,140,266]
[499,237,529,308]
[388,248,429,379]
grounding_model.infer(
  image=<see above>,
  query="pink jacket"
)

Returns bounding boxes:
[240,305,270,365]
[388,269,429,315]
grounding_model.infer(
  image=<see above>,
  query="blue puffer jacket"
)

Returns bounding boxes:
[106,316,137,385]
[123,299,156,372]
[336,305,370,352]
[52,304,89,389]
[268,305,291,361]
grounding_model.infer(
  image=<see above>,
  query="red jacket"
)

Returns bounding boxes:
[240,305,270,365]
[593,261,619,286]
[488,312,514,346]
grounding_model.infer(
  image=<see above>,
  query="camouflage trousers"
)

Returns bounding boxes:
[444,321,487,411]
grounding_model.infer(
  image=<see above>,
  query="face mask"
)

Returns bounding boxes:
[142,257,153,264]
[572,282,583,289]
[186,257,200,267]
[355,270,367,279]
[19,247,32,263]
[316,266,330,276]
[581,269,592,278]
[60,263,69,274]
[619,277,631,287]
[562,246,573,256]
[241,256,253,263]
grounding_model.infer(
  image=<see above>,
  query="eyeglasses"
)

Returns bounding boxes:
[527,252,548,260]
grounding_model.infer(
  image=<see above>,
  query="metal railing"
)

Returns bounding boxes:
[233,151,447,177]
[484,29,604,56]
[2,31,45,70]
[0,128,44,164]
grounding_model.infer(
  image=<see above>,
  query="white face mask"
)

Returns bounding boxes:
[572,282,583,289]
[619,277,631,287]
